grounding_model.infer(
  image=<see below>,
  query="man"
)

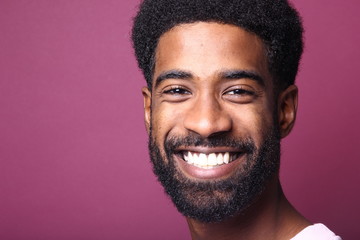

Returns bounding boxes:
[131,0,341,239]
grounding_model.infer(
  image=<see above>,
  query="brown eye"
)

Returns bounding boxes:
[161,86,192,103]
[226,88,254,96]
[163,87,191,95]
[223,87,257,104]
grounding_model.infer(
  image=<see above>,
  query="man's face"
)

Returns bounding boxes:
[142,22,293,222]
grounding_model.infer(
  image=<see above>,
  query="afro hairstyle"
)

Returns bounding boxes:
[131,0,304,91]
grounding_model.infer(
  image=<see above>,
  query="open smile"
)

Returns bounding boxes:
[180,151,241,169]
[174,148,246,179]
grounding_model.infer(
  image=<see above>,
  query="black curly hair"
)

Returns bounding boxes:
[131,0,303,92]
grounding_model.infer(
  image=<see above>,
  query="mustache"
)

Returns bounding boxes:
[164,134,256,153]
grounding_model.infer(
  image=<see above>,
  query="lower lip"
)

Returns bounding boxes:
[174,154,245,180]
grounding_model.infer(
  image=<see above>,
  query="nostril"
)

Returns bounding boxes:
[183,114,232,138]
[207,131,230,139]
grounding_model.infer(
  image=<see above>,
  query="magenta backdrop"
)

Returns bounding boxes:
[0,0,358,239]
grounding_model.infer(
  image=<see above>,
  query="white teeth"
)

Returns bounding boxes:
[188,152,194,164]
[193,153,199,164]
[184,153,189,162]
[182,151,238,168]
[208,153,217,166]
[199,153,207,166]
[224,152,230,164]
[216,153,224,165]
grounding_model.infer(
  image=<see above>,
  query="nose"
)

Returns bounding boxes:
[183,95,232,138]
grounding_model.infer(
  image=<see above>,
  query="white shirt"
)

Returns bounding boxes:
[291,223,342,240]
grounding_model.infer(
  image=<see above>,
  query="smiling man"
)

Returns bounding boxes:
[131,0,341,239]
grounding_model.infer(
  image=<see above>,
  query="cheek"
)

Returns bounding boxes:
[151,104,185,141]
[229,104,274,143]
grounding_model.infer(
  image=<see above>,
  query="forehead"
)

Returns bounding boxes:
[153,22,271,87]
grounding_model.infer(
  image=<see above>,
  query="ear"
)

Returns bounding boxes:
[142,87,152,134]
[277,85,298,138]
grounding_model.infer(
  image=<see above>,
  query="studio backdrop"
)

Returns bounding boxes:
[0,0,359,239]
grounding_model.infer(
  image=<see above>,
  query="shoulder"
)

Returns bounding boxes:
[290,223,342,240]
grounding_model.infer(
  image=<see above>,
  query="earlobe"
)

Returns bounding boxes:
[142,87,152,134]
[278,85,298,138]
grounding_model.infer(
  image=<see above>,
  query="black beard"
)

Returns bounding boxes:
[148,127,281,223]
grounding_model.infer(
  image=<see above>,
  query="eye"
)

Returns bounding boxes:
[160,85,192,103]
[223,86,257,103]
[163,86,191,95]
[226,88,254,96]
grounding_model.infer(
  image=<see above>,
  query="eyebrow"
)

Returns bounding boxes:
[221,70,265,86]
[154,70,193,88]
[154,69,265,88]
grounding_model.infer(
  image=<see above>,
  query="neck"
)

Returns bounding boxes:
[186,177,310,240]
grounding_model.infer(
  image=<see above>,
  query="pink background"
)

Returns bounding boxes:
[0,0,359,239]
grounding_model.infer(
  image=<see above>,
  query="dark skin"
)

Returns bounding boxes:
[142,22,310,240]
